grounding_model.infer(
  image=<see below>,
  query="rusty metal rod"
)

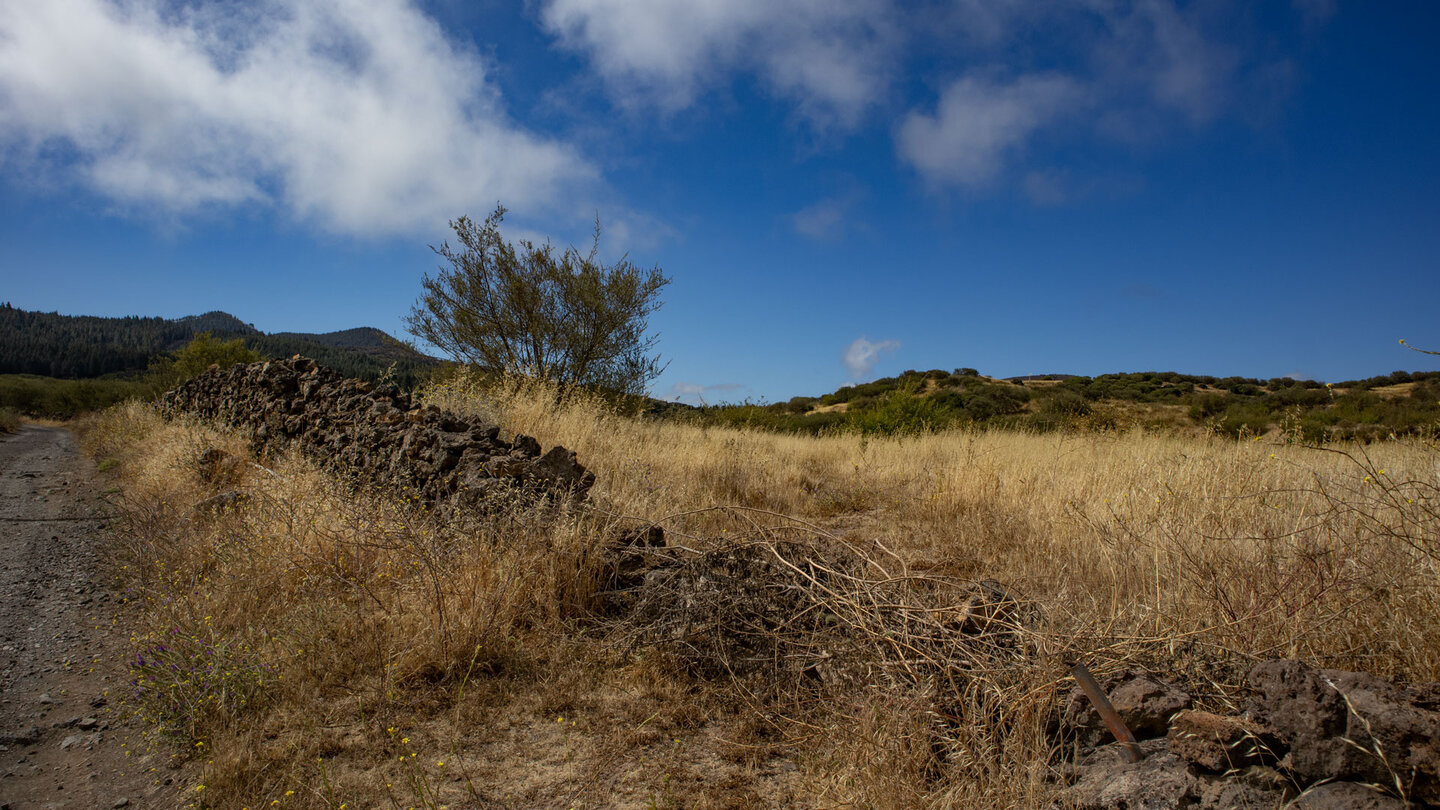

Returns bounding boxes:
[1070,662,1145,763]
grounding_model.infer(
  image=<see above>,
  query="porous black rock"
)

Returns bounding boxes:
[161,357,595,508]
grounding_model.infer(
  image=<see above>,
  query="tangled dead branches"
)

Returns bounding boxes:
[600,512,1043,711]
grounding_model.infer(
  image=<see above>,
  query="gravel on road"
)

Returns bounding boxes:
[0,425,168,809]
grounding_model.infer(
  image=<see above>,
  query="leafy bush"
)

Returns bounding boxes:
[703,402,847,435]
[1217,402,1274,437]
[0,374,154,418]
[848,387,957,436]
[407,204,670,395]
[147,332,263,388]
[1270,386,1331,407]
[1038,389,1091,417]
[783,396,818,414]
[1188,393,1227,420]
[930,390,967,411]
[958,386,1029,422]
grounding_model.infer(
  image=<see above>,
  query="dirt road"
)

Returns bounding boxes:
[0,425,163,809]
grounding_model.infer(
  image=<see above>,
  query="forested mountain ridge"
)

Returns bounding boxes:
[0,303,443,386]
[176,311,261,335]
[266,327,426,362]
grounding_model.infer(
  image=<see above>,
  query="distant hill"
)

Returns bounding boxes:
[177,311,261,336]
[267,327,426,363]
[0,303,444,388]
[274,326,391,349]
[1005,373,1082,382]
[250,329,442,387]
[699,366,1440,442]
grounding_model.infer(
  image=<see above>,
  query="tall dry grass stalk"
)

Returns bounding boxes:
[426,371,1440,681]
[83,401,613,807]
[82,375,1440,808]
[422,371,1439,806]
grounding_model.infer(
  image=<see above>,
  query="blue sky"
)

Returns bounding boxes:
[1,0,1437,403]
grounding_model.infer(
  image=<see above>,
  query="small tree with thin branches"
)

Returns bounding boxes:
[407,205,670,396]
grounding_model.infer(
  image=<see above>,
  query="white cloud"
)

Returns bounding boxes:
[1022,169,1067,206]
[666,381,743,405]
[791,190,863,240]
[897,73,1082,188]
[0,0,594,235]
[843,336,899,379]
[539,0,894,128]
[1093,0,1239,125]
[896,1,1295,191]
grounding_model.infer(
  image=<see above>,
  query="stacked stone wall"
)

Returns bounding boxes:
[161,356,594,506]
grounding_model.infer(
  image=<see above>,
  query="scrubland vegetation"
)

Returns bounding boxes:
[0,373,157,419]
[700,367,1440,442]
[82,370,1439,807]
[0,405,19,433]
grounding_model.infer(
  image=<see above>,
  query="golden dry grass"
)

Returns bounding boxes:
[431,372,1440,680]
[79,375,1440,808]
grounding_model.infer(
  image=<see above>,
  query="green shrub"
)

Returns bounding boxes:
[956,386,1027,422]
[147,332,264,388]
[0,374,154,419]
[1039,389,1091,417]
[1270,387,1330,407]
[847,387,957,436]
[702,403,847,435]
[1217,402,1274,437]
[930,390,967,411]
[783,396,817,414]
[1188,393,1227,420]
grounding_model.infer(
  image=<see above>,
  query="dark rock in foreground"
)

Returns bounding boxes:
[1249,659,1440,805]
[1059,662,1440,808]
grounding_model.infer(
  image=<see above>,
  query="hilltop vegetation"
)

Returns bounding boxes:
[248,330,440,387]
[0,304,235,378]
[700,366,1440,441]
[0,305,446,418]
[0,303,441,387]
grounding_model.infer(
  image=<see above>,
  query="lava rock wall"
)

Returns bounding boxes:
[161,357,594,506]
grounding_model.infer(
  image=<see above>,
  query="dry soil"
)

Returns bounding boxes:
[0,425,164,809]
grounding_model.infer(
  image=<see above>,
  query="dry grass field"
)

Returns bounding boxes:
[80,373,1440,808]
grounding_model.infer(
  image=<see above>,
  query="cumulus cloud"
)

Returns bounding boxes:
[666,381,743,405]
[843,336,899,379]
[1022,169,1068,206]
[791,190,863,239]
[539,0,894,128]
[896,1,1300,190]
[898,73,1082,189]
[0,0,594,235]
[1092,0,1239,125]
